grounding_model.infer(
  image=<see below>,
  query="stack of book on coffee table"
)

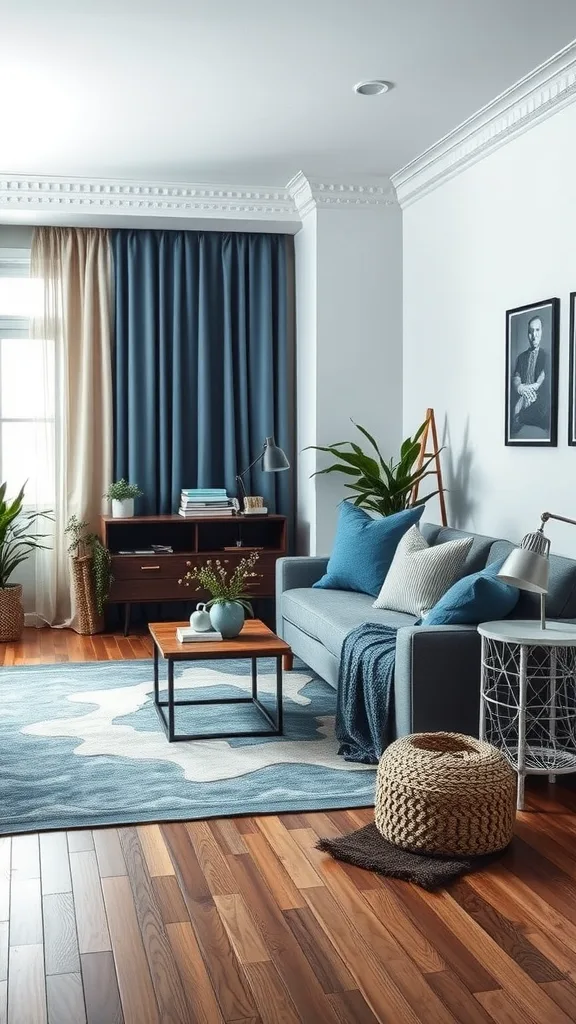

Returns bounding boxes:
[176,626,223,642]
[178,488,234,517]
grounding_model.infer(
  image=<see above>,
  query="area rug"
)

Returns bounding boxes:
[317,823,506,890]
[0,658,375,834]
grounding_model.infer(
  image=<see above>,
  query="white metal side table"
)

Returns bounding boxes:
[478,620,576,810]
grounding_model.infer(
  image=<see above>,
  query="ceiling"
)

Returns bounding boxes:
[3,0,576,186]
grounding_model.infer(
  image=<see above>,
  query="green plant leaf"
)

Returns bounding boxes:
[411,489,440,507]
[311,464,359,477]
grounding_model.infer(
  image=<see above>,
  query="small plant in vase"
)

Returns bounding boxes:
[178,552,261,638]
[104,479,143,519]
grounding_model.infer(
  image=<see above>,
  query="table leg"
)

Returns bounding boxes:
[251,657,258,700]
[479,635,487,741]
[276,655,283,735]
[517,644,528,811]
[168,658,175,742]
[549,647,557,784]
[153,643,159,704]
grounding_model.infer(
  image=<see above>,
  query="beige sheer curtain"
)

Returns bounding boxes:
[31,228,113,628]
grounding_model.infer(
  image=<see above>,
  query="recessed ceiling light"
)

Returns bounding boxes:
[353,80,391,96]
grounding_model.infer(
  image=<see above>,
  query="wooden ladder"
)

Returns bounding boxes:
[411,408,447,527]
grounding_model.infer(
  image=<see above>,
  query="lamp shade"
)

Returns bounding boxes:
[497,547,549,593]
[262,436,290,472]
[497,529,550,594]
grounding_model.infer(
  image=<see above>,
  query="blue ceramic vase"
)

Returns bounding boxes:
[209,601,245,638]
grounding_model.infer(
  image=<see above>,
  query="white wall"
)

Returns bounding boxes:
[403,100,576,557]
[296,202,403,554]
[0,225,33,247]
[295,211,318,554]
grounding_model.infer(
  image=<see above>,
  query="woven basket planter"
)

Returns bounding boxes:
[71,555,102,636]
[0,584,24,642]
[375,732,516,857]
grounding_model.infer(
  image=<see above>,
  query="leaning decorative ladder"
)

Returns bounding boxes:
[410,407,447,527]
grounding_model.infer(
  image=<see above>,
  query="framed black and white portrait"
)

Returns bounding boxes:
[505,298,559,447]
[568,292,576,445]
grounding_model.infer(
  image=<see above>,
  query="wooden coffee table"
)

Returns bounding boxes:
[148,619,291,742]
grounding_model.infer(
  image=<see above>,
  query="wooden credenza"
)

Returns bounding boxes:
[100,514,287,633]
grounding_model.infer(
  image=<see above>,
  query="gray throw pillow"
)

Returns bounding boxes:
[373,525,473,617]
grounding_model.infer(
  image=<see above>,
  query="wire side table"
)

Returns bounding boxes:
[478,620,576,810]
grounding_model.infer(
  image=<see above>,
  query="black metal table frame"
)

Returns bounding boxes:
[152,642,283,742]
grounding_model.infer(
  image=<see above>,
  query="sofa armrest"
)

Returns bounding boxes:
[395,624,481,738]
[275,557,329,639]
[275,556,329,595]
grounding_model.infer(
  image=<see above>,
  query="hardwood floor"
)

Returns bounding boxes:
[2,628,576,1023]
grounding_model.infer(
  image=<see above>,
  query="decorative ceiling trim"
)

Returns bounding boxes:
[391,38,576,207]
[0,174,298,222]
[287,171,398,217]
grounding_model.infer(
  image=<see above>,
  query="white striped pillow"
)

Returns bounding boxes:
[373,526,473,617]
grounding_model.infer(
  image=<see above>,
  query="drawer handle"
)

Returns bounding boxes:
[141,565,161,571]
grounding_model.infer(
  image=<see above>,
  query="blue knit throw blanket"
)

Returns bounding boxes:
[335,623,398,764]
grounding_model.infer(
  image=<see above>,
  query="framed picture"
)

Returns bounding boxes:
[569,292,576,445]
[505,297,559,447]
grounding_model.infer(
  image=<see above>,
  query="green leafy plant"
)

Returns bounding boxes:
[0,482,53,589]
[178,552,261,616]
[103,479,143,501]
[306,420,442,516]
[65,515,113,615]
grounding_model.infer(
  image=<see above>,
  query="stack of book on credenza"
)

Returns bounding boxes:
[178,488,234,517]
[176,626,223,642]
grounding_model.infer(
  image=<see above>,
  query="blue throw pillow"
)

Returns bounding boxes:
[313,503,424,597]
[422,558,519,626]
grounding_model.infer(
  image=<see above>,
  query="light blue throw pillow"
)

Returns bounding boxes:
[313,503,424,597]
[422,558,519,626]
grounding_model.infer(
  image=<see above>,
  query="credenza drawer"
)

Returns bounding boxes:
[111,555,192,580]
[109,552,277,601]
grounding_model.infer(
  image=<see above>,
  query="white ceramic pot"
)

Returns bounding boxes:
[111,498,134,518]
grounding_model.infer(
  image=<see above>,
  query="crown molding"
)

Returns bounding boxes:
[287,171,397,217]
[0,174,299,227]
[391,38,576,207]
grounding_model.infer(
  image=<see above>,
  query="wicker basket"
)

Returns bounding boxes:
[71,554,102,636]
[375,732,516,856]
[0,584,24,642]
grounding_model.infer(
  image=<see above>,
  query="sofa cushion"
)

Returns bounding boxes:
[282,588,418,659]
[313,502,424,597]
[489,539,576,619]
[432,527,497,574]
[422,559,519,626]
[373,526,473,617]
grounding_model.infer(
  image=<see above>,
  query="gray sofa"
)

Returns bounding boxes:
[276,522,576,740]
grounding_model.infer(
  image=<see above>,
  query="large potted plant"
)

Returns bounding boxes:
[178,552,261,638]
[0,482,53,642]
[104,479,143,519]
[307,419,442,514]
[65,516,113,635]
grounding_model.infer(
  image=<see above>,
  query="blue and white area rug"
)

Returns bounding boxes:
[0,658,375,834]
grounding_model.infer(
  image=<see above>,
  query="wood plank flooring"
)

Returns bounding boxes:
[2,628,576,1023]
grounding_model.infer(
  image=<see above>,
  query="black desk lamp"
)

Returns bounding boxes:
[235,436,290,506]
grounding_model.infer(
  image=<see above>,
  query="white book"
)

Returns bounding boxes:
[176,627,223,642]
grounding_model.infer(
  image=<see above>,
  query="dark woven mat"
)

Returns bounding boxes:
[317,822,505,891]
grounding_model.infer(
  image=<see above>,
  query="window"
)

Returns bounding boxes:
[0,251,54,505]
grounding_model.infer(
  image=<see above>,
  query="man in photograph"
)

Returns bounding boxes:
[511,315,549,435]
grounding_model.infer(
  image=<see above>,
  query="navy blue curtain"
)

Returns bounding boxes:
[112,229,294,518]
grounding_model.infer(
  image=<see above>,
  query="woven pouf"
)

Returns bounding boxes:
[375,732,516,857]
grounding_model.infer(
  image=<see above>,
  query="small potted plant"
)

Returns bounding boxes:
[0,482,52,641]
[178,552,261,638]
[104,479,143,519]
[65,516,113,634]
